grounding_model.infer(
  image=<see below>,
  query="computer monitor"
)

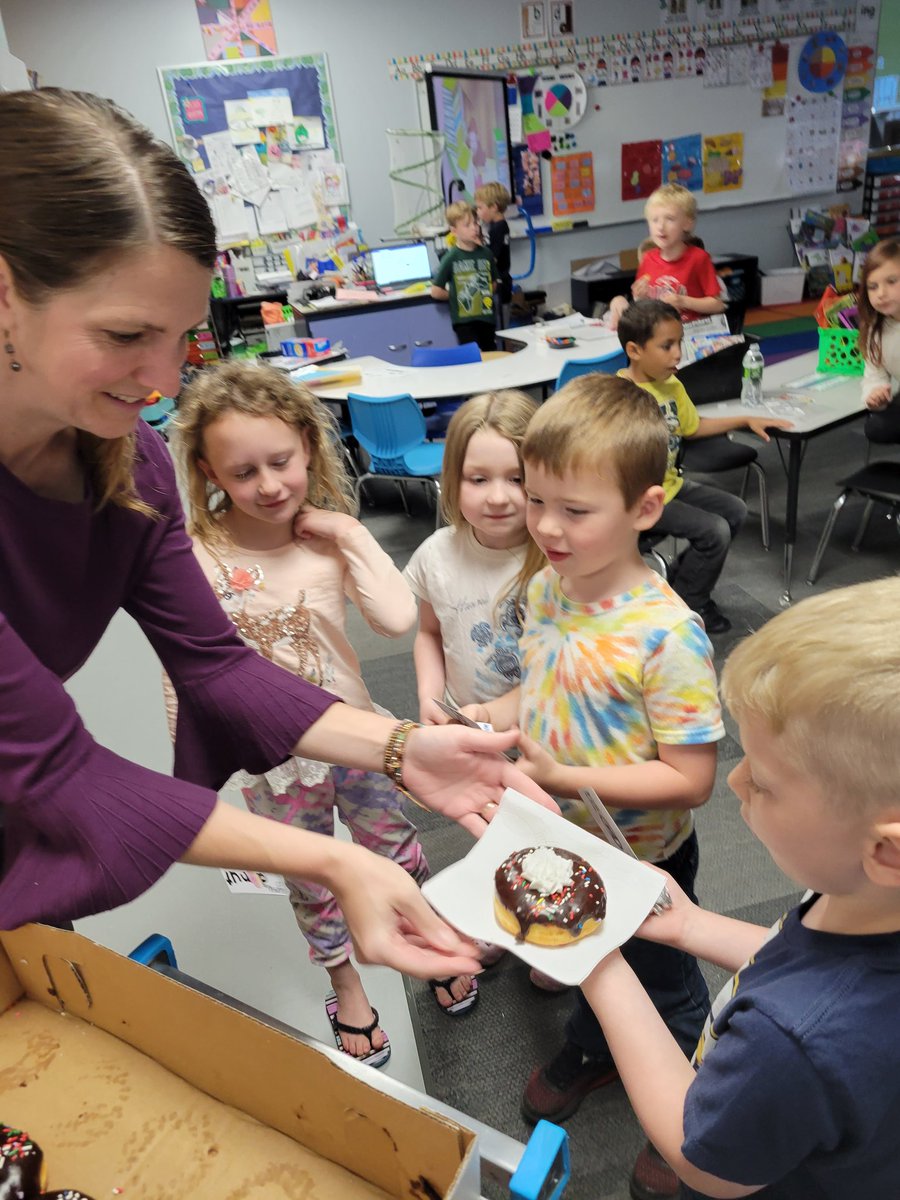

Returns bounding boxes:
[370,243,432,290]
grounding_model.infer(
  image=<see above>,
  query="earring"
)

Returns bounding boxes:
[3,331,21,372]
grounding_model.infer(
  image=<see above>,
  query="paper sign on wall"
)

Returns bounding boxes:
[621,140,662,202]
[551,151,595,215]
[703,132,744,192]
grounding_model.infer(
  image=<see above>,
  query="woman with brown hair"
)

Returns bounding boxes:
[0,89,552,976]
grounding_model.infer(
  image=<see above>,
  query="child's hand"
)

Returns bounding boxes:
[658,288,681,308]
[865,385,892,410]
[420,697,451,725]
[293,507,359,543]
[633,867,696,949]
[631,275,651,299]
[606,295,630,330]
[514,731,564,793]
[747,416,793,441]
[460,703,492,725]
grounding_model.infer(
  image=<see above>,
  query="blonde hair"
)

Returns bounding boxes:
[446,200,477,227]
[858,239,900,369]
[440,389,545,613]
[522,374,667,507]
[177,360,356,549]
[644,183,697,223]
[720,577,900,816]
[474,182,512,212]
[0,88,216,516]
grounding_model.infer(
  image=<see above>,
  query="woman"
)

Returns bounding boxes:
[0,88,551,979]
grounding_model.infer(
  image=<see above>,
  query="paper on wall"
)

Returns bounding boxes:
[702,46,729,87]
[304,148,337,176]
[727,44,751,86]
[212,192,251,242]
[203,129,241,175]
[257,190,289,235]
[291,115,326,149]
[280,186,319,229]
[269,161,303,186]
[225,98,263,145]
[321,163,349,207]
[748,43,773,89]
[230,146,271,207]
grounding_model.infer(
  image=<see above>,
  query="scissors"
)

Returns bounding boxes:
[432,699,517,762]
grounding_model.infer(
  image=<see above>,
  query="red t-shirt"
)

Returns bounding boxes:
[636,244,721,322]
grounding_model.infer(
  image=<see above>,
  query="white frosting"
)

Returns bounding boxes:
[520,846,573,894]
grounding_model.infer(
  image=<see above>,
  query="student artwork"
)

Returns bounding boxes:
[517,73,553,157]
[702,131,744,192]
[551,151,595,215]
[195,0,278,61]
[797,30,848,94]
[621,140,662,203]
[786,89,840,194]
[761,40,789,115]
[534,67,588,129]
[512,144,544,215]
[662,134,703,191]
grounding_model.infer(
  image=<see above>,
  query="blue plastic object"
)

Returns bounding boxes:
[128,933,178,969]
[347,393,443,477]
[510,1120,571,1200]
[555,349,628,391]
[410,343,481,368]
[140,394,176,436]
[512,205,537,282]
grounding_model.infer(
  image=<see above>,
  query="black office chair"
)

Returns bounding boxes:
[807,403,900,585]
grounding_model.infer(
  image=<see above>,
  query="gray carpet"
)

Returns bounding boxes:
[351,417,897,1200]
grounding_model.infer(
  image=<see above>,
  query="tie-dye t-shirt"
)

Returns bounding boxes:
[519,569,724,861]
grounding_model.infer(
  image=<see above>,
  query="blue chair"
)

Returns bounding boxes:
[411,343,482,437]
[140,393,176,440]
[346,392,445,528]
[555,349,628,391]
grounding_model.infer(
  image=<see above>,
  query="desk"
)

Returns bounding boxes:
[314,317,623,403]
[697,350,865,604]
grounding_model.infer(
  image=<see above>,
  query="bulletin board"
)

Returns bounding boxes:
[159,54,341,162]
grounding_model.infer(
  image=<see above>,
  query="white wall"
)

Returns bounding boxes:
[3,0,847,286]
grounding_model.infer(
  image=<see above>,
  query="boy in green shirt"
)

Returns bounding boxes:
[431,201,498,352]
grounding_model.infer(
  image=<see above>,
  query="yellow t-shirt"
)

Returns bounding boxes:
[618,370,700,502]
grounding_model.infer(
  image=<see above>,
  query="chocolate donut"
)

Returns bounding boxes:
[494,846,606,945]
[0,1124,46,1199]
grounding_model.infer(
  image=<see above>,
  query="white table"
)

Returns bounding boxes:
[313,315,623,403]
[695,350,865,603]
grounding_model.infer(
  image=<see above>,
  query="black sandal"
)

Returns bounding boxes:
[325,990,391,1068]
[427,974,479,1016]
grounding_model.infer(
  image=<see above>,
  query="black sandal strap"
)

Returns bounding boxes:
[333,1006,380,1039]
[428,977,456,991]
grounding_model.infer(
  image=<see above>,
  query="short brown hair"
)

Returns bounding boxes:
[644,183,697,223]
[522,375,667,507]
[720,577,900,817]
[474,183,512,212]
[446,200,477,227]
[177,360,355,549]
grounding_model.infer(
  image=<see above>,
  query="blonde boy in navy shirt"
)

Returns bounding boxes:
[582,577,900,1199]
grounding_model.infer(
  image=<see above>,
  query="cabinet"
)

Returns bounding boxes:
[571,252,760,328]
[863,155,900,240]
[305,296,456,365]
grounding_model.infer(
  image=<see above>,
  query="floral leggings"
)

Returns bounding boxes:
[241,766,429,969]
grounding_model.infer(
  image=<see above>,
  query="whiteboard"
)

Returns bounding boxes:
[523,36,846,232]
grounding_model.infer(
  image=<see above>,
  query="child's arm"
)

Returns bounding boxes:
[862,355,893,409]
[581,952,762,1199]
[692,414,793,442]
[413,600,450,725]
[515,737,717,809]
[293,509,417,636]
[467,687,522,732]
[431,283,449,301]
[431,253,452,302]
[662,291,726,316]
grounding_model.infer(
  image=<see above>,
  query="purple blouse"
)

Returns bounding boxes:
[0,423,337,928]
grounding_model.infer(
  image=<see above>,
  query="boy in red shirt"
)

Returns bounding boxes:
[609,184,726,328]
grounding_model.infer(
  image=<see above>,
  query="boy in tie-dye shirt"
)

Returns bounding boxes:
[469,376,723,1200]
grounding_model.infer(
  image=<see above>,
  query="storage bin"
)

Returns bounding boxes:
[817,327,864,376]
[760,268,806,306]
[265,319,301,351]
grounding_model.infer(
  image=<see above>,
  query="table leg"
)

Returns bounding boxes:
[780,439,803,607]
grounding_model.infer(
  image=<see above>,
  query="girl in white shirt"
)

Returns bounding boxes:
[859,239,900,443]
[404,389,544,725]
[176,361,476,1068]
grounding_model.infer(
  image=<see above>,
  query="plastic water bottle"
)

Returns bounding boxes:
[741,342,764,408]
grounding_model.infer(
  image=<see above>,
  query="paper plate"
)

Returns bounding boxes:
[422,789,667,986]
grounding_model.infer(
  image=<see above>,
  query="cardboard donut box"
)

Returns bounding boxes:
[0,925,476,1198]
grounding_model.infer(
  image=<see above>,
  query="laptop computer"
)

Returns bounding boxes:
[370,243,432,291]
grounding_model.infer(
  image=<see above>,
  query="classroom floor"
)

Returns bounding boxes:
[68,372,899,1198]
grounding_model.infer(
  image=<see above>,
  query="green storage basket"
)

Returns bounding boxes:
[817,327,864,376]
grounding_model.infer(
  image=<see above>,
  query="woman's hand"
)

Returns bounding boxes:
[865,385,892,411]
[293,507,359,542]
[326,842,483,979]
[402,724,559,837]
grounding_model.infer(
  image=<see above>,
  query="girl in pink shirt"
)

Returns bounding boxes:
[176,361,477,1068]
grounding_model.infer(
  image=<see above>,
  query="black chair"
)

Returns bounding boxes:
[806,405,900,585]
